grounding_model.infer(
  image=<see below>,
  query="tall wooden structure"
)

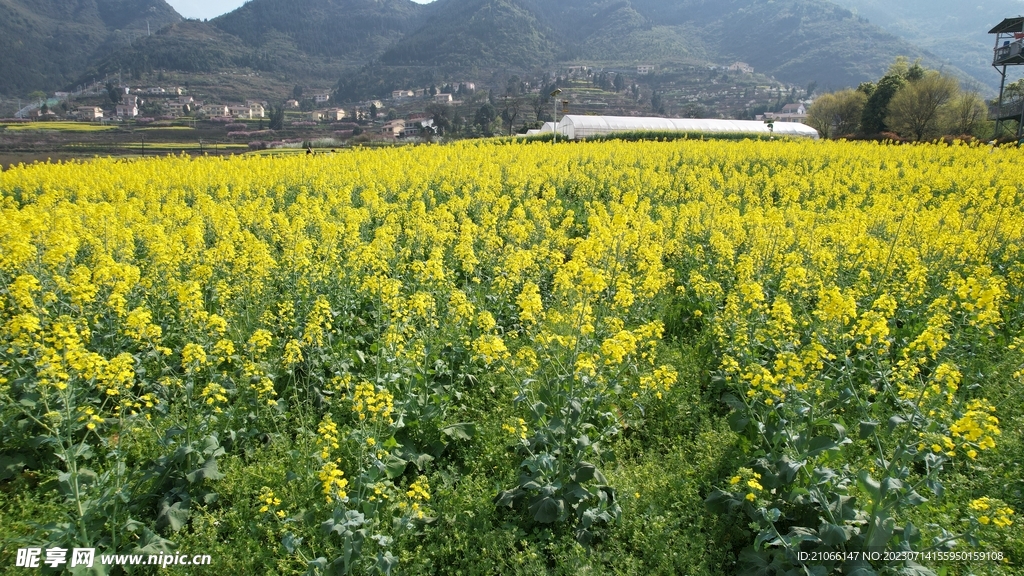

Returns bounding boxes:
[990,17,1024,138]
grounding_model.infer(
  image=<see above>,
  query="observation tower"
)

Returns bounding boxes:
[990,17,1024,138]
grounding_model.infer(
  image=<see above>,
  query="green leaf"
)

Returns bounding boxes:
[867,515,895,550]
[282,532,303,554]
[819,522,849,545]
[528,496,561,523]
[441,422,475,441]
[887,415,906,432]
[859,420,879,439]
[383,455,407,479]
[573,463,597,483]
[858,470,881,501]
[531,402,547,419]
[156,500,190,532]
[185,456,223,483]
[0,453,32,481]
[806,436,839,457]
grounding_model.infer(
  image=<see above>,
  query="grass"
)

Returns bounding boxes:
[1,122,116,132]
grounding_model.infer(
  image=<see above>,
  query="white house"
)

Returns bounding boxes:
[637,65,655,74]
[727,62,754,74]
[115,103,138,117]
[228,105,253,119]
[314,93,330,104]
[433,93,453,103]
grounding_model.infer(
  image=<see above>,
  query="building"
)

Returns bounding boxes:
[324,108,345,121]
[637,65,655,74]
[204,105,230,117]
[314,93,330,104]
[392,89,414,99]
[761,103,809,124]
[77,106,104,120]
[727,62,754,74]
[228,105,253,119]
[382,119,406,137]
[286,99,300,108]
[433,93,453,103]
[115,94,141,117]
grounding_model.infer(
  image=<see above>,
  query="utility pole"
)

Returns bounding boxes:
[550,88,561,143]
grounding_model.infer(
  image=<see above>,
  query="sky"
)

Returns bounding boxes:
[166,0,434,21]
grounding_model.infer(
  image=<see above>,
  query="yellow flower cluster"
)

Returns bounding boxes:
[950,399,1000,456]
[318,460,349,503]
[502,417,528,440]
[729,468,763,502]
[317,413,341,459]
[970,497,1015,528]
[351,382,394,423]
[257,486,286,518]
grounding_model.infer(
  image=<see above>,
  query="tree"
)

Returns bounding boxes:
[650,91,665,115]
[613,73,624,92]
[268,105,285,130]
[807,89,867,139]
[426,103,453,136]
[501,92,522,136]
[942,90,987,136]
[105,83,120,104]
[369,103,378,119]
[474,103,498,136]
[886,72,958,140]
[860,73,904,134]
[293,85,304,99]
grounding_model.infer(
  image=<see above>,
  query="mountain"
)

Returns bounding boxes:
[829,0,1024,91]
[0,0,181,96]
[380,0,558,68]
[212,0,427,65]
[379,0,944,90]
[5,0,994,102]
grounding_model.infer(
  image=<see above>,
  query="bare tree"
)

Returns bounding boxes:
[943,90,987,136]
[501,92,522,136]
[886,72,958,141]
[807,89,866,139]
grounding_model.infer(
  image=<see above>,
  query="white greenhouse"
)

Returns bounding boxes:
[544,115,819,140]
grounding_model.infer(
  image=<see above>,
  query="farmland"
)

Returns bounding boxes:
[1,139,1022,575]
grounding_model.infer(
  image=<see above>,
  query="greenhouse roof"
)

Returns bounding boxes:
[555,115,819,140]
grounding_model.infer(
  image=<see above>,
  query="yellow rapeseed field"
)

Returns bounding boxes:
[1,138,1022,573]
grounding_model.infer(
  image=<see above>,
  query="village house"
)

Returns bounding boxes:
[286,99,300,108]
[323,108,345,121]
[392,89,414,99]
[766,102,809,123]
[414,89,426,98]
[433,93,453,103]
[381,119,406,137]
[116,94,141,118]
[637,65,655,74]
[204,105,230,117]
[165,100,192,116]
[314,93,330,104]
[227,105,253,119]
[77,106,104,120]
[459,82,476,92]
